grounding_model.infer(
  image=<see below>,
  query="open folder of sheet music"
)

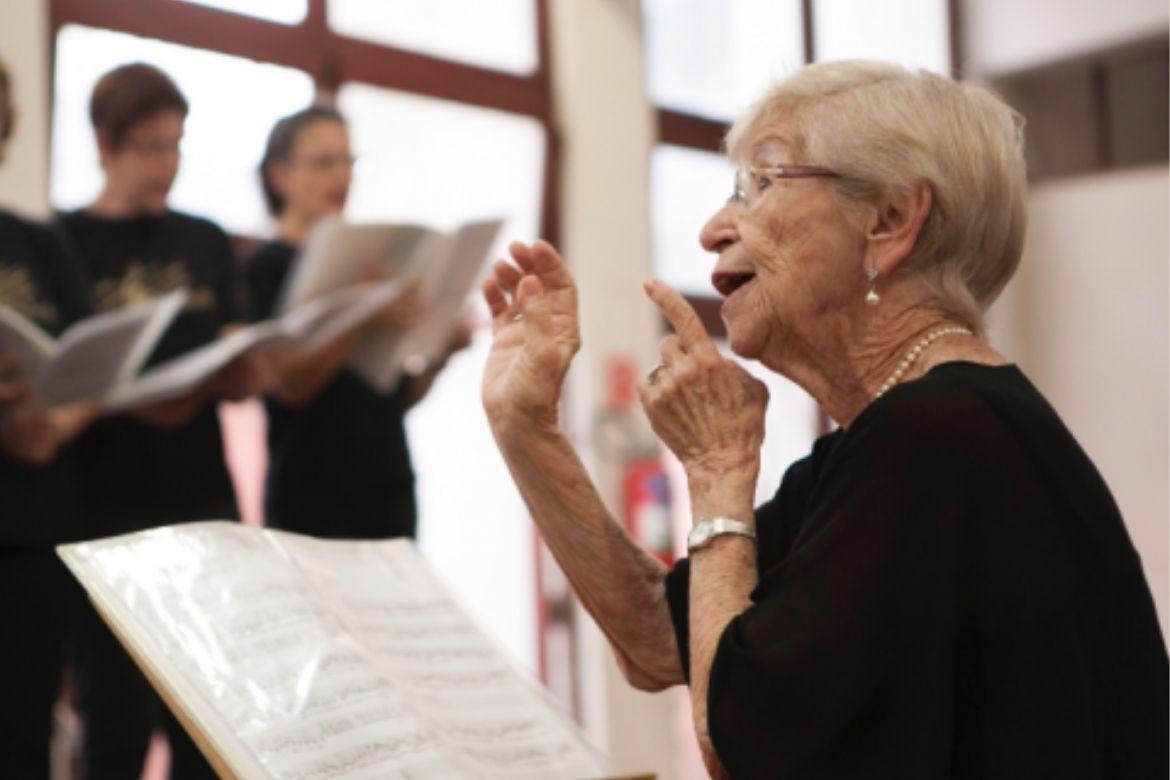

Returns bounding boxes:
[280,217,504,392]
[59,522,652,780]
[0,289,187,406]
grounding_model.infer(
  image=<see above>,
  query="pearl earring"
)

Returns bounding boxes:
[865,267,880,306]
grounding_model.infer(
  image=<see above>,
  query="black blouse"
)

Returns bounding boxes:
[56,209,241,534]
[665,362,1167,779]
[245,240,416,539]
[0,210,90,547]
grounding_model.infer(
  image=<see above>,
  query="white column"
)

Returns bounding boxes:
[0,0,52,217]
[548,1,695,777]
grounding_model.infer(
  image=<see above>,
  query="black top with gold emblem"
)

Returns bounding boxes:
[245,239,416,540]
[57,209,241,535]
[0,209,90,547]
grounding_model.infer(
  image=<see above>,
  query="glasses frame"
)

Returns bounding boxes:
[290,152,358,173]
[731,164,841,208]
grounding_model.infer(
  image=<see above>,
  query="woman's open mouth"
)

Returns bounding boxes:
[712,271,756,300]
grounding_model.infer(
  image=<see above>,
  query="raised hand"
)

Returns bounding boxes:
[481,240,580,430]
[638,279,768,480]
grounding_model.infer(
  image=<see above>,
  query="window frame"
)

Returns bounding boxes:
[48,0,561,683]
[49,0,560,244]
[652,0,961,338]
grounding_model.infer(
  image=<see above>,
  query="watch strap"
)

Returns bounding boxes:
[688,517,757,552]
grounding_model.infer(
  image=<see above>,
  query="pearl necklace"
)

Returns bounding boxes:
[873,326,973,400]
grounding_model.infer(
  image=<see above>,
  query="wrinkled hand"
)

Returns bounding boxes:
[481,241,581,429]
[638,279,768,480]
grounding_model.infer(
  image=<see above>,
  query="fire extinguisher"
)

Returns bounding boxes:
[597,355,675,566]
[623,456,674,566]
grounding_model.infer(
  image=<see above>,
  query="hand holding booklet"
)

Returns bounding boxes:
[103,278,410,411]
[0,289,187,406]
[280,217,504,392]
[58,522,648,780]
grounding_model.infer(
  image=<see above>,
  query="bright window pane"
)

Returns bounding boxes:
[328,0,537,75]
[814,0,950,74]
[338,81,544,671]
[644,0,804,121]
[173,0,307,25]
[50,25,315,236]
[338,82,544,237]
[651,144,732,297]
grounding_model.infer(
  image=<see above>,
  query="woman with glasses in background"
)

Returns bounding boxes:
[56,62,268,780]
[247,105,468,542]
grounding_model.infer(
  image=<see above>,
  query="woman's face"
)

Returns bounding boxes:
[274,119,352,220]
[101,109,184,215]
[700,128,864,364]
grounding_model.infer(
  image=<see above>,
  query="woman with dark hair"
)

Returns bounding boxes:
[56,62,267,780]
[0,56,96,779]
[247,105,466,540]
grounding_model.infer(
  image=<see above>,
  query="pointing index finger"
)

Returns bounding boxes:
[643,279,714,352]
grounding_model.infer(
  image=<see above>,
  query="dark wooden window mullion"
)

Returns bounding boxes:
[51,0,550,122]
[50,0,560,250]
[802,0,815,64]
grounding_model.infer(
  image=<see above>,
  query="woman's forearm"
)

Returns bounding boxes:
[686,468,758,779]
[689,536,756,778]
[493,416,685,689]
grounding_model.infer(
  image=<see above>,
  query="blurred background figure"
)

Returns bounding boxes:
[248,104,468,540]
[0,55,94,780]
[56,62,264,780]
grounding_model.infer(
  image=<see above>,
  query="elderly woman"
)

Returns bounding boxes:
[481,61,1167,779]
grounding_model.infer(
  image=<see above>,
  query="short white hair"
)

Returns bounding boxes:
[728,60,1028,334]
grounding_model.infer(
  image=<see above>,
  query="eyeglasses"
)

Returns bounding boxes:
[293,153,356,173]
[123,137,182,159]
[731,164,840,210]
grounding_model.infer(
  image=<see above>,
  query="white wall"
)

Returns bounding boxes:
[549,2,700,777]
[0,0,52,217]
[990,167,1170,632]
[962,0,1169,74]
[969,0,1169,635]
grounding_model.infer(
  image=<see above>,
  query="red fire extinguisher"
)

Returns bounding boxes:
[623,456,674,566]
[599,355,675,566]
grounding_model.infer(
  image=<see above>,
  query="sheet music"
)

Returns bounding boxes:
[347,219,502,392]
[0,289,187,405]
[105,280,406,411]
[279,219,432,312]
[59,523,607,780]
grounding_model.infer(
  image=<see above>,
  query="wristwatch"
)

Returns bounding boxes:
[687,517,757,552]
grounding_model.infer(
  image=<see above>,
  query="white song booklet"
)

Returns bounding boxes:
[58,522,640,780]
[280,218,503,393]
[0,289,186,405]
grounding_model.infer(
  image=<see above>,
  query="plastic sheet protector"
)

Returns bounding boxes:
[59,522,610,779]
